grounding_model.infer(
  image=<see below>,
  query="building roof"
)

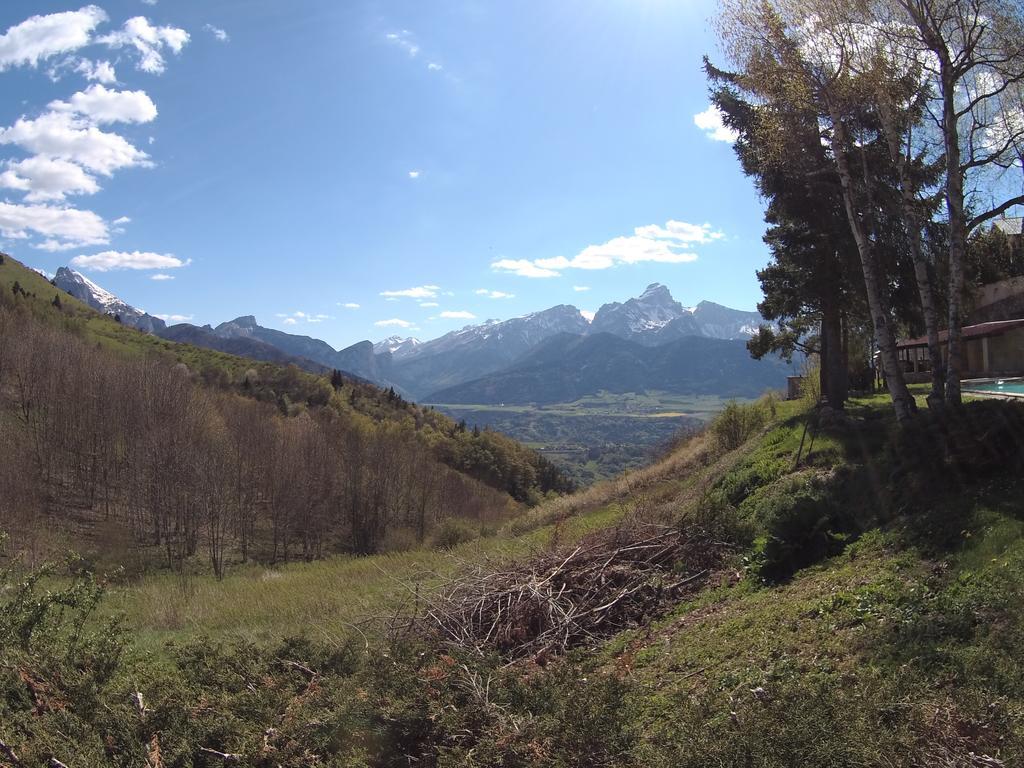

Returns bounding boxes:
[994,217,1023,236]
[898,318,1024,348]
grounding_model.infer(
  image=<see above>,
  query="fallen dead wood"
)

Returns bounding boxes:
[198,746,241,762]
[408,522,731,662]
[0,737,22,767]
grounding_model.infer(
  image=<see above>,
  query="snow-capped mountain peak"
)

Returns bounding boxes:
[53,267,166,334]
[590,283,687,339]
[56,268,120,311]
[373,336,422,358]
[638,282,674,302]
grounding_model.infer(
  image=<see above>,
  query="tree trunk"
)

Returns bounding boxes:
[940,62,966,404]
[829,109,917,421]
[821,303,848,408]
[877,99,945,404]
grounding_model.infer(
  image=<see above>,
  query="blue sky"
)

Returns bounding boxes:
[0,0,771,348]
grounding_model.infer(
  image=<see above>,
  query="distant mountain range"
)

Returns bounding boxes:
[50,270,787,403]
[426,332,789,404]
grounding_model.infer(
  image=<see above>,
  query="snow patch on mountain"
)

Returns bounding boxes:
[374,336,422,358]
[53,267,166,334]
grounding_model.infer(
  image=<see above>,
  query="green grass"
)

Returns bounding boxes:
[393,392,1024,765]
[599,476,1024,765]
[108,501,626,652]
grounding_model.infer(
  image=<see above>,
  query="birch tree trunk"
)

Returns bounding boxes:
[877,100,946,404]
[939,60,967,404]
[829,109,918,421]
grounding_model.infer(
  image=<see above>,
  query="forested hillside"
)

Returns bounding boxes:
[0,254,572,573]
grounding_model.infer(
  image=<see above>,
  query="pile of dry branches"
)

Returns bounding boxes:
[414,522,731,662]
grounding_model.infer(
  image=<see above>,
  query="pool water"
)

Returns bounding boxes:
[964,379,1024,396]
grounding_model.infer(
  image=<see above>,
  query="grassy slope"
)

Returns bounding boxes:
[566,390,1024,765]
[109,502,625,652]
[613,483,1024,765]
[256,385,1018,766]
[107,392,755,652]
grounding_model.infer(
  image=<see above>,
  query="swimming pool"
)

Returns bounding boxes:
[963,378,1024,397]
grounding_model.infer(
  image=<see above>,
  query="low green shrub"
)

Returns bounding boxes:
[710,400,769,452]
[436,661,634,767]
[718,454,790,506]
[431,518,480,549]
[739,472,844,582]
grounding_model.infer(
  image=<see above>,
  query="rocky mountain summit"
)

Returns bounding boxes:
[373,336,422,358]
[53,267,167,334]
[589,284,762,345]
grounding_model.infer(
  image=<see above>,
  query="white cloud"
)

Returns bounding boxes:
[0,6,108,71]
[573,285,590,292]
[634,220,724,244]
[141,0,158,5]
[0,10,187,254]
[380,284,439,299]
[419,301,439,308]
[276,310,331,324]
[70,250,189,271]
[408,170,420,179]
[203,24,229,42]
[375,318,415,328]
[340,302,360,309]
[152,313,191,323]
[385,29,446,73]
[385,30,419,57]
[0,156,100,201]
[0,201,108,250]
[440,310,476,319]
[50,84,157,124]
[0,111,151,175]
[490,258,561,278]
[694,105,738,143]
[76,59,116,83]
[492,219,717,278]
[580,310,595,322]
[150,273,173,280]
[98,16,189,74]
[475,289,514,299]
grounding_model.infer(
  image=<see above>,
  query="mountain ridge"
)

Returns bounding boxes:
[46,267,773,402]
[425,331,790,404]
[53,267,167,334]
